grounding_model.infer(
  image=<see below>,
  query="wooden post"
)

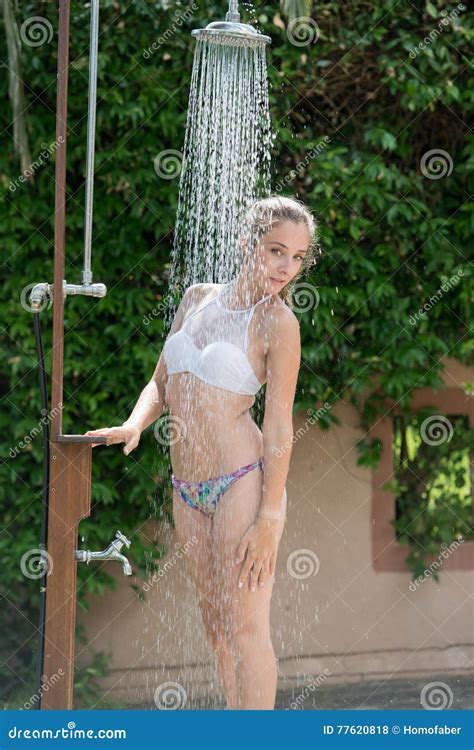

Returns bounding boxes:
[41,0,108,709]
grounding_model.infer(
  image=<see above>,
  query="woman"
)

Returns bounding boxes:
[85,195,317,709]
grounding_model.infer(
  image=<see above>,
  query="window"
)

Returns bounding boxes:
[371,387,473,573]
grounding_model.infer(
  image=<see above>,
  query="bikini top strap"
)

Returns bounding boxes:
[243,293,273,352]
[181,288,219,328]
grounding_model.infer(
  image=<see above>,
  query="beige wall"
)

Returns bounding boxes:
[77,356,474,706]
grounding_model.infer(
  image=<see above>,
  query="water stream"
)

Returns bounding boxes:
[165,35,274,331]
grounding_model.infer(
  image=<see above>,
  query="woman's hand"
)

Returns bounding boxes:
[235,517,279,592]
[83,422,141,456]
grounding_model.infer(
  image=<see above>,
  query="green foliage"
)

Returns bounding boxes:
[1,624,120,709]
[0,0,472,696]
[387,413,473,579]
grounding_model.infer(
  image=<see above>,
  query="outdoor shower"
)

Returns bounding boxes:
[167,0,274,320]
[191,0,271,46]
[24,0,273,710]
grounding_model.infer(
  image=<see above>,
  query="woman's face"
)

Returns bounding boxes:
[256,220,311,295]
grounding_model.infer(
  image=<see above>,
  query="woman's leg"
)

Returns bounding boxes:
[172,491,238,706]
[211,470,287,710]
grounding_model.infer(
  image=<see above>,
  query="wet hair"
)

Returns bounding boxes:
[244,195,319,304]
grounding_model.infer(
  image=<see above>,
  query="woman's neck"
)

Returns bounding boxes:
[224,276,272,309]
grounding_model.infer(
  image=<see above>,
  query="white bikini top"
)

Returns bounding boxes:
[162,284,273,396]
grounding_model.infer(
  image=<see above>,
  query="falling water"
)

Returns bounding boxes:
[147,23,284,712]
[165,34,274,330]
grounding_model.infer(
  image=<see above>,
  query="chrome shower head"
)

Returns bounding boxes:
[191,0,271,48]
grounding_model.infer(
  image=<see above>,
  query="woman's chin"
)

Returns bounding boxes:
[269,276,285,288]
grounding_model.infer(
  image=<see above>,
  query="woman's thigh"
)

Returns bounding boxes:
[211,469,287,639]
[172,490,215,602]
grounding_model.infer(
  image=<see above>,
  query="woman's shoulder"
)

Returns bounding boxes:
[265,294,299,324]
[185,281,215,293]
[261,295,300,349]
[183,282,215,302]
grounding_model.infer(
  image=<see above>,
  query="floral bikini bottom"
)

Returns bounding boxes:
[172,457,265,517]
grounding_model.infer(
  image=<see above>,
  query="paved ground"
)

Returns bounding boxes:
[187,672,473,711]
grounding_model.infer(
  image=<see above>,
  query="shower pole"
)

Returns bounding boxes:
[226,0,240,22]
[39,0,108,710]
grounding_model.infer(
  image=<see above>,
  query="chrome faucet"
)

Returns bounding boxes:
[75,530,132,575]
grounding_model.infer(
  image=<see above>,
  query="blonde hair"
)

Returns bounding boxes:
[244,195,319,304]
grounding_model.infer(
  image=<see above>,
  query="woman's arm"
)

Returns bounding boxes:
[84,285,204,452]
[234,306,301,590]
[122,284,200,433]
[259,306,301,515]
